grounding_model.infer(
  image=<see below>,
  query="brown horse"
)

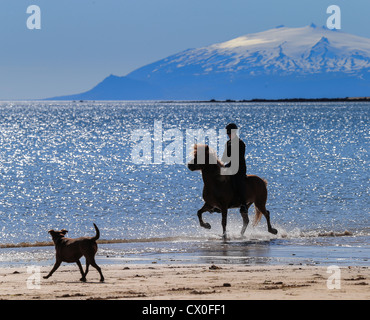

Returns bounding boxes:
[187,144,277,238]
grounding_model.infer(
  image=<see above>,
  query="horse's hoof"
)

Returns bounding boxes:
[241,226,247,236]
[203,223,211,229]
[269,228,278,235]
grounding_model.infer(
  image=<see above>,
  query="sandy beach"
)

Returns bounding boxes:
[0,264,368,300]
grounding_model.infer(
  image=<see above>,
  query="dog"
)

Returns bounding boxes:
[44,223,104,282]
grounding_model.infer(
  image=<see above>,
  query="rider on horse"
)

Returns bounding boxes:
[221,123,248,214]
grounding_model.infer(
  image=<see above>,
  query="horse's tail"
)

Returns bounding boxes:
[253,208,263,227]
[253,178,268,226]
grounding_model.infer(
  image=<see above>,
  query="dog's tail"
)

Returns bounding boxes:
[92,223,100,241]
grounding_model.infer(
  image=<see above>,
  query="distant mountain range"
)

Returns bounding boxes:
[49,25,370,100]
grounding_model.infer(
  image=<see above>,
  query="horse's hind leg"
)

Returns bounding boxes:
[255,202,278,235]
[262,209,277,235]
[265,210,277,235]
[197,203,212,229]
[240,203,252,236]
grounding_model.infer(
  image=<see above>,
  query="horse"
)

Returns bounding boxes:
[187,144,277,238]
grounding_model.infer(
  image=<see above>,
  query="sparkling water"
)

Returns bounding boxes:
[0,101,368,266]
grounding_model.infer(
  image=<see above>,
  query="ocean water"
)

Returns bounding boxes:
[0,101,368,266]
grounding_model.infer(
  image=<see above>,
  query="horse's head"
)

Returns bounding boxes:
[187,144,221,172]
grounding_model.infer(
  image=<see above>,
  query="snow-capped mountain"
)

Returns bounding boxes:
[51,25,370,100]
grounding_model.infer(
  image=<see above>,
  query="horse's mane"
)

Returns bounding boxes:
[192,144,224,168]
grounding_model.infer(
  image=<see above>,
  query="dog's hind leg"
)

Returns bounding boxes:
[92,260,104,282]
[85,257,104,282]
[76,260,86,282]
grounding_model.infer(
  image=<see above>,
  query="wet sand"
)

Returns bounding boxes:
[0,264,368,300]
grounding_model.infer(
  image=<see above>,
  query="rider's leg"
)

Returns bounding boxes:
[235,173,247,213]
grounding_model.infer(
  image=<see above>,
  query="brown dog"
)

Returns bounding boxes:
[44,223,104,282]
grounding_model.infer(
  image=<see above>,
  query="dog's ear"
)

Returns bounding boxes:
[60,229,68,235]
[48,230,54,234]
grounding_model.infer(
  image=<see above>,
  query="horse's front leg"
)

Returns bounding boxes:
[197,203,212,229]
[240,203,252,236]
[221,209,228,239]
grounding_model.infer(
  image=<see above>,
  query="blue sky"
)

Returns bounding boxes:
[1,0,370,99]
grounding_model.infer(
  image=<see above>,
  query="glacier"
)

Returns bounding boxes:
[50,25,370,100]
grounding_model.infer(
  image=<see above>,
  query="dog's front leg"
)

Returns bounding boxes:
[43,260,61,279]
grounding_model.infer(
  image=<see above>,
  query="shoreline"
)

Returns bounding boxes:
[1,235,369,268]
[0,264,368,300]
[0,230,357,249]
